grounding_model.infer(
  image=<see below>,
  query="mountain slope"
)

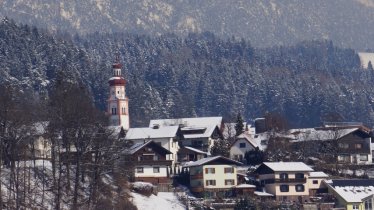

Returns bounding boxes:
[1,0,374,49]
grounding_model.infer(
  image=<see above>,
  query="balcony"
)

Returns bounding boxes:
[136,160,173,166]
[275,178,306,183]
[191,173,203,180]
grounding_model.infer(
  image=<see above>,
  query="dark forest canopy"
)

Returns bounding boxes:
[1,19,373,128]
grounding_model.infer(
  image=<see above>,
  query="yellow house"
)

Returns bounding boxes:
[254,162,317,202]
[185,156,242,197]
[325,179,374,210]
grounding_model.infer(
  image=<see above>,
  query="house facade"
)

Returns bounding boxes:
[230,133,258,162]
[290,126,373,165]
[325,179,374,210]
[185,156,242,197]
[125,140,173,185]
[125,126,182,166]
[254,162,327,202]
[149,117,223,153]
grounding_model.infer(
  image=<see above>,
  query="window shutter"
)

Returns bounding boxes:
[205,168,208,174]
[212,168,215,173]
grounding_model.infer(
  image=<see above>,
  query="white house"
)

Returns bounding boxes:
[125,125,182,166]
[124,140,173,185]
[184,156,243,197]
[230,133,258,162]
[149,117,223,153]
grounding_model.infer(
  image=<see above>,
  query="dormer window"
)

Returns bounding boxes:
[295,173,304,179]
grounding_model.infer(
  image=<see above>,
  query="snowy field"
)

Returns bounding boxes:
[131,192,186,210]
[358,52,374,68]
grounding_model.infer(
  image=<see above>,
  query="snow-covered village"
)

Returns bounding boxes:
[3,1,374,210]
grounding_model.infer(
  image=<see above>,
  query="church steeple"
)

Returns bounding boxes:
[107,56,129,130]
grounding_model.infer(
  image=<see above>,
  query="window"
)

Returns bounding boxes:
[136,167,144,173]
[224,167,234,173]
[122,107,126,114]
[205,168,215,174]
[312,180,318,184]
[137,156,143,161]
[206,180,216,186]
[295,184,305,192]
[338,154,350,162]
[225,179,235,185]
[239,143,246,148]
[338,143,349,149]
[364,198,372,210]
[355,143,363,149]
[111,107,117,115]
[280,185,289,192]
[360,154,368,161]
[153,155,159,161]
[153,167,160,173]
[280,173,288,180]
[353,204,359,210]
[295,173,304,179]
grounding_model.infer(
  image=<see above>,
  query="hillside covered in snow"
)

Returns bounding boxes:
[0,0,374,49]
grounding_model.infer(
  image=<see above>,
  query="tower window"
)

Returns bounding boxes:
[122,107,126,114]
[112,108,117,115]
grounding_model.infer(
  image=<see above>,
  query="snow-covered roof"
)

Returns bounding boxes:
[125,126,179,140]
[181,124,218,139]
[254,191,274,197]
[309,171,329,178]
[262,162,313,172]
[332,186,374,203]
[232,133,258,148]
[222,122,254,138]
[124,140,172,155]
[183,146,208,155]
[184,156,242,167]
[288,127,363,142]
[149,117,222,128]
[233,184,256,188]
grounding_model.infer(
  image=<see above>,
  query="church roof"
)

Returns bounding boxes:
[149,117,222,128]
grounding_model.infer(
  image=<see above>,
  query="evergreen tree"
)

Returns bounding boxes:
[210,138,230,157]
[368,61,374,71]
[235,112,244,136]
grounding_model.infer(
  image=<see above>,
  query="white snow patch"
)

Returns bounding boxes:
[358,52,374,68]
[131,192,185,210]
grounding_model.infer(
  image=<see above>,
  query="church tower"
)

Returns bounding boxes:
[108,57,129,130]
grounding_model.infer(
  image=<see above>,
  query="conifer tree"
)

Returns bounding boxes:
[234,112,244,136]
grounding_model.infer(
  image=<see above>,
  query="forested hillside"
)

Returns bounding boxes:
[1,0,374,49]
[2,19,374,128]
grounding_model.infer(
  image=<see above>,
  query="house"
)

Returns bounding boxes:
[254,162,328,202]
[307,171,329,196]
[124,140,173,185]
[324,179,374,210]
[230,133,258,162]
[177,146,208,163]
[184,156,242,197]
[125,125,182,166]
[149,117,223,153]
[289,125,373,165]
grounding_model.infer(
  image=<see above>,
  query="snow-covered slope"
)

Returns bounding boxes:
[1,0,374,49]
[130,192,186,210]
[358,52,374,68]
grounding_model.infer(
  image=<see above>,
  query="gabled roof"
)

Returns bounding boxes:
[309,171,329,178]
[124,126,180,140]
[124,140,172,155]
[149,117,222,128]
[231,133,258,148]
[255,162,313,173]
[289,127,370,142]
[184,156,243,167]
[326,179,374,203]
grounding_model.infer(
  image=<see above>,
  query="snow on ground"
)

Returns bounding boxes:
[131,191,186,210]
[358,52,374,68]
